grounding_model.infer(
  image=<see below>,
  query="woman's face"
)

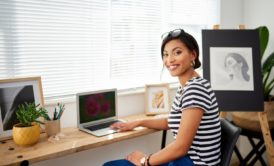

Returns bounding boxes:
[225,56,242,80]
[162,39,195,77]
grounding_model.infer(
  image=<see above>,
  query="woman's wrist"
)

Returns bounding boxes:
[136,119,144,127]
[145,154,152,166]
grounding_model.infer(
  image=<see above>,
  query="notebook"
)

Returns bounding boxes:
[76,88,122,137]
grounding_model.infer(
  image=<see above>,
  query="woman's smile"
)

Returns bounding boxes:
[167,64,180,71]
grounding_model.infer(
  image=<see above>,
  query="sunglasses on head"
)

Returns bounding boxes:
[161,29,185,41]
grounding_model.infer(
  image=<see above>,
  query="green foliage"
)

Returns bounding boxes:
[16,102,48,127]
[258,26,269,57]
[257,26,274,101]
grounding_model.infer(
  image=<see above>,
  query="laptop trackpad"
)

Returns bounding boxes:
[90,128,116,137]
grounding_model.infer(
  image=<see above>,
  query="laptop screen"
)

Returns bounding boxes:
[78,90,116,124]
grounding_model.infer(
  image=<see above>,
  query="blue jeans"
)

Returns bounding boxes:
[103,155,194,166]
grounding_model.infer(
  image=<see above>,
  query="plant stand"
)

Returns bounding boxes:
[232,122,274,165]
[231,102,274,165]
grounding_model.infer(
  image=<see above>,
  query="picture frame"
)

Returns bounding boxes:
[0,76,44,140]
[202,29,264,111]
[145,83,170,115]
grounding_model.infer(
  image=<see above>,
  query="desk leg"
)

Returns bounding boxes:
[161,130,167,149]
[20,160,29,166]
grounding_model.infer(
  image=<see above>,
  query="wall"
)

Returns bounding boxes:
[34,132,163,166]
[243,0,274,95]
[220,0,243,29]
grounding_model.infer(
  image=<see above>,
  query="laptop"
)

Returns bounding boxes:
[76,88,122,137]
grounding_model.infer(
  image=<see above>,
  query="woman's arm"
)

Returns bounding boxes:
[125,108,203,165]
[110,117,169,131]
[139,117,168,130]
[146,108,203,165]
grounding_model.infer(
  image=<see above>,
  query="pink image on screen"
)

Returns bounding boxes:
[85,96,100,116]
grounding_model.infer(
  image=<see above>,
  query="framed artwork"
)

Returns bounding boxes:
[145,83,170,115]
[202,29,264,111]
[0,76,44,140]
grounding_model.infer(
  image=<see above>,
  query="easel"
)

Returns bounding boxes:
[258,103,274,165]
[213,24,274,165]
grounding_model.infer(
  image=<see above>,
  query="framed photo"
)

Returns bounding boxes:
[145,83,170,115]
[202,30,264,111]
[0,76,44,140]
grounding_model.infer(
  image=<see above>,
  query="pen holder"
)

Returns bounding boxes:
[45,119,61,137]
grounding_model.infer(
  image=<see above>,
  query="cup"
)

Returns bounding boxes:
[45,120,61,137]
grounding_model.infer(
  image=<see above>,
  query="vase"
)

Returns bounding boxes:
[12,123,40,146]
[231,101,274,132]
[45,119,61,137]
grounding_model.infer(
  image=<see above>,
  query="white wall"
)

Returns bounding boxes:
[220,0,243,29]
[243,0,274,95]
[34,132,163,166]
[243,0,274,51]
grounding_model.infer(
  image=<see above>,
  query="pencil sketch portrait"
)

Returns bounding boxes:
[210,47,254,91]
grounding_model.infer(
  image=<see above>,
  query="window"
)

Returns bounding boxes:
[0,0,220,100]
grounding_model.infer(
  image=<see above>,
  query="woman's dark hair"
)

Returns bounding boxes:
[224,52,250,81]
[161,29,201,69]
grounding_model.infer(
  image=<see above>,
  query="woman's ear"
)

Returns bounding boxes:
[191,51,197,61]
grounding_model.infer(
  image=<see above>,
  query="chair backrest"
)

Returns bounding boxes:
[220,118,241,166]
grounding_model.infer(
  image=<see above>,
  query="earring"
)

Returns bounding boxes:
[191,60,195,67]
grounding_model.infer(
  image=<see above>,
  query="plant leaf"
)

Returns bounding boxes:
[257,26,269,58]
[262,52,274,75]
[264,77,274,100]
[15,102,49,127]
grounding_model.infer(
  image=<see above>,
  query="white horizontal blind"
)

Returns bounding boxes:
[0,0,110,98]
[160,0,220,82]
[110,0,162,89]
[168,0,220,26]
[0,0,220,99]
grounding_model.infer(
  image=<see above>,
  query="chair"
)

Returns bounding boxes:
[220,118,241,166]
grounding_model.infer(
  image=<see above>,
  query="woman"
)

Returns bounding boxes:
[103,29,221,166]
[224,52,250,82]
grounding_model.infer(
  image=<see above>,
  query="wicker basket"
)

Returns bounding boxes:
[231,102,274,132]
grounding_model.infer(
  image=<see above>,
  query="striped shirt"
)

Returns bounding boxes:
[168,77,221,166]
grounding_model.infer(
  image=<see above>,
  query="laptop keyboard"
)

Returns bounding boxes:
[85,120,120,131]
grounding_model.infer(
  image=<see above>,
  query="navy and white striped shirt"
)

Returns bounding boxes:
[168,77,221,166]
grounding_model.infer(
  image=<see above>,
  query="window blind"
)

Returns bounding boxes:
[0,0,110,98]
[110,0,162,89]
[0,0,220,99]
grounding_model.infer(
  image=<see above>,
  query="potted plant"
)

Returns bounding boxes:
[258,26,274,101]
[13,102,48,146]
[258,25,274,127]
[232,26,274,131]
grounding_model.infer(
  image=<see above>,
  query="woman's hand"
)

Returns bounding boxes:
[110,121,139,132]
[126,151,146,166]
